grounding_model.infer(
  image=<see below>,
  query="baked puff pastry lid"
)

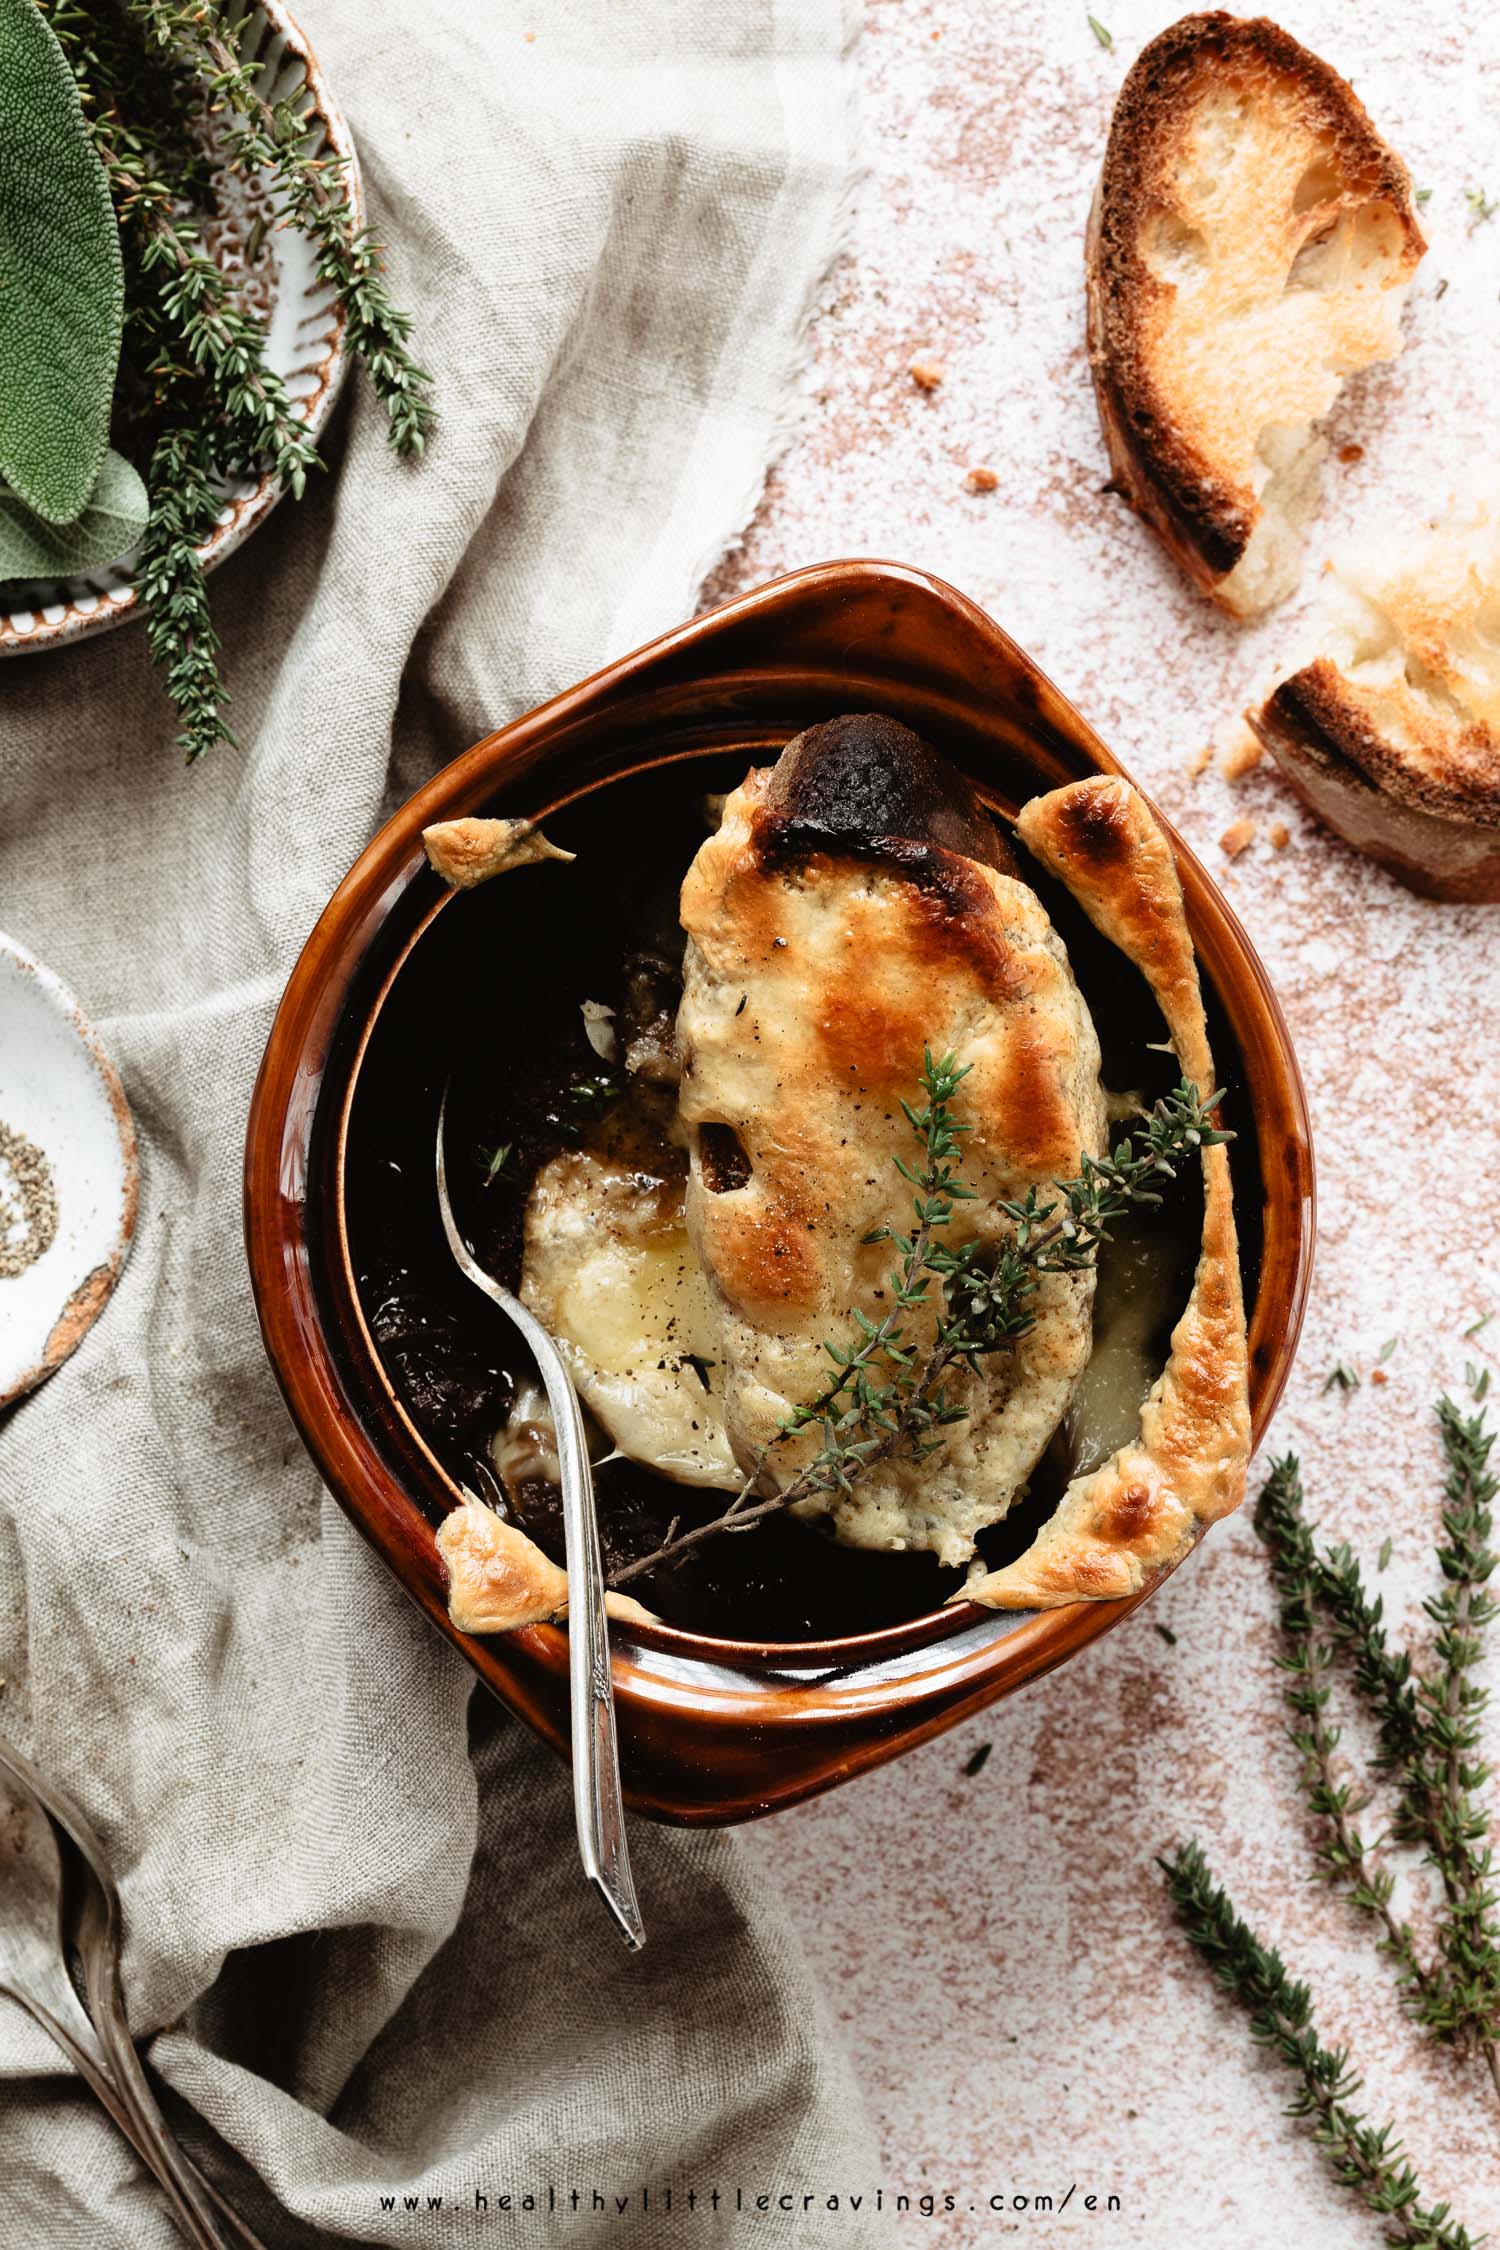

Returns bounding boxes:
[676,716,1109,1568]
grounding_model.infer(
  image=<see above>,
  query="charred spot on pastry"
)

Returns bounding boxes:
[753,713,1013,873]
[698,1122,753,1193]
[1052,780,1133,868]
[1101,1479,1158,1544]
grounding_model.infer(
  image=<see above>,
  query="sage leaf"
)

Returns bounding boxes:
[0,0,124,524]
[0,448,147,579]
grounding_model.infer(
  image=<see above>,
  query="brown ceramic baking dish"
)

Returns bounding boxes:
[245,560,1315,1825]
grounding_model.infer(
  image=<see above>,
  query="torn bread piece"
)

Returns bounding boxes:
[423,816,574,889]
[436,1491,657,1635]
[958,776,1250,1611]
[1087,12,1424,617]
[1248,496,1500,900]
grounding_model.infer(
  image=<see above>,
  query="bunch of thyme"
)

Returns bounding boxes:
[1256,1409,1500,2097]
[1163,1402,1498,2243]
[40,0,431,759]
[1160,1843,1478,2250]
[127,0,433,455]
[609,1053,1226,1586]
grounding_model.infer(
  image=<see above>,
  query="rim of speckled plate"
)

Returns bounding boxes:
[0,930,139,1409]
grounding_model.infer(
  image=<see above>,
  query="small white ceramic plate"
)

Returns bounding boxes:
[0,0,357,659]
[0,935,139,1410]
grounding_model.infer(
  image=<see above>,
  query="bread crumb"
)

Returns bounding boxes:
[1269,821,1291,849]
[909,357,945,391]
[1339,443,1364,464]
[1219,818,1256,857]
[1219,731,1263,781]
[1187,743,1214,778]
[965,465,998,493]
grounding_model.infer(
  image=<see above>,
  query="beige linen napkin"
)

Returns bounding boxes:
[0,2,890,2240]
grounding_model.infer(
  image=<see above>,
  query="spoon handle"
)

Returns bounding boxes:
[435,1090,643,1949]
[545,1352,645,1951]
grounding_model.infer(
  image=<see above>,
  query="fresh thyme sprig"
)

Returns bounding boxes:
[125,0,434,456]
[1426,1401,1500,2079]
[133,424,237,757]
[1160,1842,1478,2250]
[1256,1458,1434,2016]
[609,1055,1226,1588]
[1255,1408,1500,2101]
[33,0,431,757]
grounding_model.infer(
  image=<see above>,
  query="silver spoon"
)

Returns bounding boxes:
[435,1087,644,1951]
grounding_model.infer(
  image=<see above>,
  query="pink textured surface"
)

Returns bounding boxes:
[712,3,1500,2241]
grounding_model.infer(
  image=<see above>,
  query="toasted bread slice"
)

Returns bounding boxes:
[1249,498,1500,900]
[1087,13,1424,616]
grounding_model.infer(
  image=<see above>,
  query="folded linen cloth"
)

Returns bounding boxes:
[0,2,889,2240]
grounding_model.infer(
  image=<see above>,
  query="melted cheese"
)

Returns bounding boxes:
[520,1149,738,1488]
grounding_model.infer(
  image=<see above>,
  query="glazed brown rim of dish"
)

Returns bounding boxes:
[246,560,1315,1803]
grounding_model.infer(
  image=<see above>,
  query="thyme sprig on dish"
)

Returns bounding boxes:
[1160,1842,1478,2250]
[127,0,434,457]
[36,0,431,759]
[1255,1410,1500,2098]
[609,1053,1227,1588]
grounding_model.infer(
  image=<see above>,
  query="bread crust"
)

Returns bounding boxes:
[1250,663,1500,902]
[958,777,1251,1612]
[1088,11,1423,609]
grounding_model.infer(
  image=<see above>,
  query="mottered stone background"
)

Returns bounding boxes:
[707,2,1500,2242]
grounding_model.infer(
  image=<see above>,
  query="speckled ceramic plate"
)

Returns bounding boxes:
[0,935,139,1410]
[0,0,357,659]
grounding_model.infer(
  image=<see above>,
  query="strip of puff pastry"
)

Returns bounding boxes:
[957,776,1251,1611]
[436,1493,657,1634]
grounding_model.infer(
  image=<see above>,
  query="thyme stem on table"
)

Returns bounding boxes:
[1257,1412,1500,2099]
[608,1056,1227,1589]
[1160,1842,1478,2250]
[1256,1459,1437,2019]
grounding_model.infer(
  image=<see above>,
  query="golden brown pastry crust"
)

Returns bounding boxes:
[437,1495,569,1632]
[436,1494,657,1634]
[422,816,574,889]
[958,776,1251,1610]
[675,723,1107,1566]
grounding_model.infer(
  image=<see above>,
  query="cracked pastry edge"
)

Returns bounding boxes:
[436,1491,659,1635]
[422,816,575,889]
[956,776,1251,1612]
